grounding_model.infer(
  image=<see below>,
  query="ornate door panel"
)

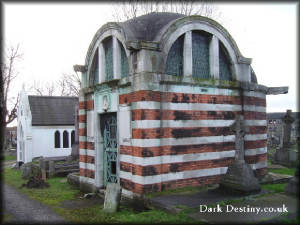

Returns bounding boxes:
[101,113,118,185]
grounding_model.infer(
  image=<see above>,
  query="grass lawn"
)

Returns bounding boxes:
[268,167,296,176]
[3,155,17,161]
[3,168,194,224]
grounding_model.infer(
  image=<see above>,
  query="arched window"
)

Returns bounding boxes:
[219,42,232,81]
[55,131,60,148]
[192,31,211,78]
[91,49,99,85]
[165,35,184,76]
[63,130,69,148]
[120,41,129,78]
[103,37,113,81]
[71,130,75,146]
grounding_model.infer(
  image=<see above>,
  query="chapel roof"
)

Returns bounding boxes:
[118,12,184,41]
[28,95,78,126]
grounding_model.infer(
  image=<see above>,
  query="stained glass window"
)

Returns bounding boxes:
[120,41,129,78]
[192,31,210,79]
[219,42,232,80]
[165,35,184,76]
[103,37,113,81]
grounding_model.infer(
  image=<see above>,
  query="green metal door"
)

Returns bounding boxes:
[101,113,118,185]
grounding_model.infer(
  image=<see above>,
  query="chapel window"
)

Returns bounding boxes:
[91,49,99,85]
[120,41,129,78]
[165,34,184,76]
[103,37,113,81]
[192,31,211,79]
[55,131,60,148]
[63,130,69,148]
[71,130,75,146]
[219,42,233,81]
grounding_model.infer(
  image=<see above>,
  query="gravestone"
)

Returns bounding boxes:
[220,115,261,193]
[103,183,122,213]
[273,110,295,166]
[285,168,299,195]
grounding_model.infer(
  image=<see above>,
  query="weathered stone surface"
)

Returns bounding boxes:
[285,169,299,195]
[67,172,80,187]
[20,163,41,179]
[220,160,261,193]
[260,172,293,184]
[104,183,122,213]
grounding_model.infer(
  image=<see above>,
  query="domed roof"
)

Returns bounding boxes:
[118,12,184,42]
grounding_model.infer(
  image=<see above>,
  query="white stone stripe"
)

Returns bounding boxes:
[243,105,266,112]
[245,147,267,156]
[132,120,235,129]
[160,84,240,96]
[120,150,236,166]
[80,149,95,157]
[131,135,235,147]
[244,120,267,126]
[79,123,86,128]
[119,161,267,185]
[131,101,242,111]
[79,162,95,171]
[243,91,266,99]
[249,160,268,170]
[79,176,95,184]
[132,120,267,129]
[122,189,133,198]
[79,109,86,115]
[79,136,87,142]
[79,95,85,101]
[244,133,267,141]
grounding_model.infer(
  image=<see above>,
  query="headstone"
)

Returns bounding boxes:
[49,160,55,177]
[285,168,299,195]
[103,183,122,213]
[273,110,295,166]
[21,163,33,179]
[220,115,261,193]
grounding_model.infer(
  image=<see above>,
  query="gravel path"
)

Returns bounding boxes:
[3,183,65,223]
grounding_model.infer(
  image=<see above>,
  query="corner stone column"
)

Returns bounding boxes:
[183,31,193,76]
[98,43,106,83]
[113,36,121,79]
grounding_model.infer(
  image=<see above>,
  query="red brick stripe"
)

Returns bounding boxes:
[86,100,94,110]
[131,126,266,139]
[244,153,267,164]
[254,167,267,177]
[132,109,241,121]
[79,141,95,150]
[79,128,86,136]
[120,157,234,176]
[79,155,95,164]
[120,174,222,194]
[132,127,233,139]
[244,96,266,107]
[245,139,267,149]
[79,115,86,122]
[244,111,266,120]
[120,142,235,157]
[80,168,95,179]
[119,90,243,105]
[79,101,86,109]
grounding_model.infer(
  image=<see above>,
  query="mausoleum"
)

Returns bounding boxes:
[75,12,287,197]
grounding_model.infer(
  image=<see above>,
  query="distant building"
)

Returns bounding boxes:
[5,126,17,148]
[17,89,78,163]
[267,111,299,147]
[75,12,287,197]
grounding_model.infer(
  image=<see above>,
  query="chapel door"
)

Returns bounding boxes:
[101,112,118,186]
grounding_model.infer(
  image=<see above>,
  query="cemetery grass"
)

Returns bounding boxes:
[3,155,17,161]
[3,168,194,223]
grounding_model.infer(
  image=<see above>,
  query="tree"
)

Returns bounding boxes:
[29,73,81,97]
[1,44,22,151]
[112,0,222,22]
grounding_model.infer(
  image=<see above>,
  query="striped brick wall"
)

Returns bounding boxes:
[119,88,267,194]
[79,93,95,184]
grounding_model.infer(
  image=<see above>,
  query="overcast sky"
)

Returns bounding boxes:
[3,2,298,127]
